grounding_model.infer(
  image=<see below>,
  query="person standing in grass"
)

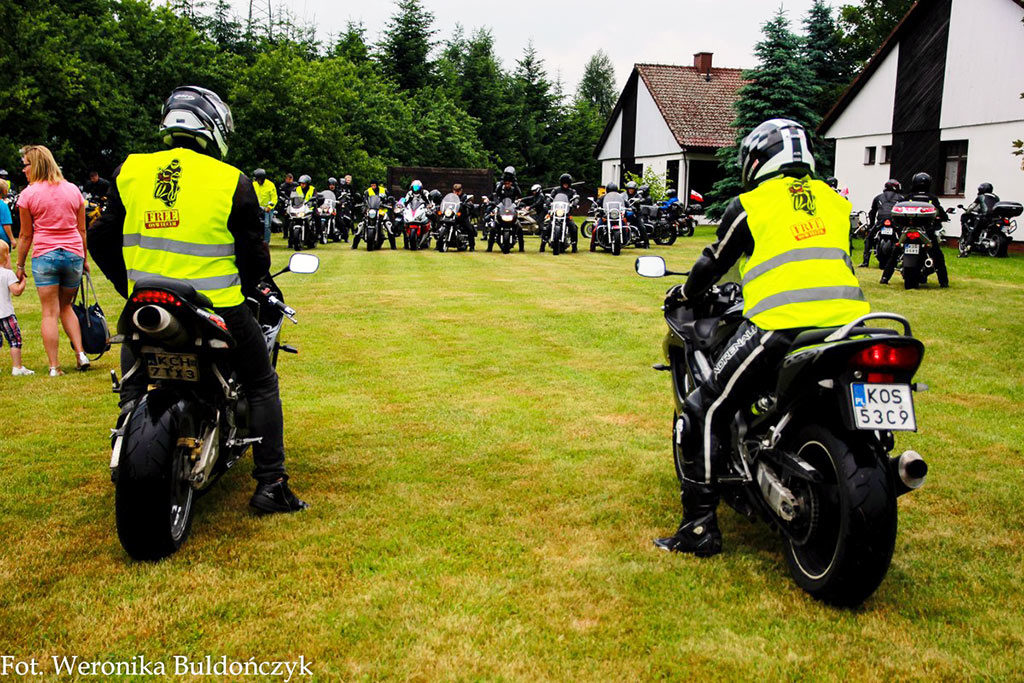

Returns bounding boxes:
[0,240,34,375]
[0,178,15,249]
[14,144,90,376]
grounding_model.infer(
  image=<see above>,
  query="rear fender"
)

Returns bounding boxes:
[119,392,195,482]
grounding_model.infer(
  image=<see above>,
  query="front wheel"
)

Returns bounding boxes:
[611,233,621,256]
[782,425,896,607]
[115,398,198,561]
[653,222,676,246]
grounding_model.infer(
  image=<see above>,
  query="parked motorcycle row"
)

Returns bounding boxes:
[271,185,704,256]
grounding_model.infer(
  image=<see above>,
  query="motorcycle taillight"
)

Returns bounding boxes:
[906,231,921,240]
[884,219,891,226]
[851,343,920,372]
[132,290,182,307]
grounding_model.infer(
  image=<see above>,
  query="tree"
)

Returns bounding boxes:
[456,28,513,166]
[707,8,822,219]
[508,42,559,181]
[577,51,617,119]
[838,0,914,67]
[803,0,850,115]
[333,21,370,64]
[377,0,436,92]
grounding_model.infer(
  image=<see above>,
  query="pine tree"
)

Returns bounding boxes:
[334,21,370,65]
[707,8,822,219]
[457,28,511,165]
[377,0,436,92]
[509,42,558,181]
[577,50,617,119]
[803,0,849,115]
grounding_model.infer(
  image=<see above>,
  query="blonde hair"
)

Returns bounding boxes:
[0,240,10,269]
[20,145,65,184]
[0,178,8,198]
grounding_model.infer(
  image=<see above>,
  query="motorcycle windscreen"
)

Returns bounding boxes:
[441,193,460,216]
[366,195,381,211]
[603,192,625,219]
[552,193,570,217]
[318,190,336,210]
[289,194,305,208]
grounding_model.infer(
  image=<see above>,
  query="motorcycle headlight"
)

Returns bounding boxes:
[556,209,565,217]
[501,214,513,222]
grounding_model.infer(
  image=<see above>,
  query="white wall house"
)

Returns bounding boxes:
[595,54,748,204]
[821,0,1024,239]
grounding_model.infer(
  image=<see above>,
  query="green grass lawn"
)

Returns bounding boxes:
[2,228,1022,679]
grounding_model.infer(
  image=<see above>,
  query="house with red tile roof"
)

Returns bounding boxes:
[593,53,748,200]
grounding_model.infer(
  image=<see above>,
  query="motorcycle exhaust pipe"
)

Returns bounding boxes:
[890,450,927,496]
[133,304,189,346]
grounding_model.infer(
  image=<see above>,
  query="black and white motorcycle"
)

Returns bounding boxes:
[108,253,319,561]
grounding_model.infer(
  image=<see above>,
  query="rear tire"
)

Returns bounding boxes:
[783,425,897,607]
[902,264,919,289]
[115,398,197,561]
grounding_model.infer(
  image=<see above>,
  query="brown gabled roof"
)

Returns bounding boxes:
[594,63,749,157]
[819,0,1024,136]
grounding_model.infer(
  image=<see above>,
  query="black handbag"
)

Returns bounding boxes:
[72,271,110,358]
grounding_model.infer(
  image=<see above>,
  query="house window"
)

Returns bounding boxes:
[864,147,876,165]
[881,145,892,165]
[941,140,969,196]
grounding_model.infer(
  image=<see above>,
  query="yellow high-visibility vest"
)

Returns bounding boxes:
[119,148,243,308]
[738,176,869,330]
[253,178,277,209]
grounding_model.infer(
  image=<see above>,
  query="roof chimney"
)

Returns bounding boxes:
[694,52,713,80]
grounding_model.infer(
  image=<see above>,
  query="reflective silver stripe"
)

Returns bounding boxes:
[127,269,241,291]
[742,247,853,286]
[713,210,747,259]
[123,233,235,257]
[746,286,867,320]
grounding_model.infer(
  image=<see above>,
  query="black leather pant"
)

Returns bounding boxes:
[679,321,796,485]
[861,224,881,265]
[119,303,287,484]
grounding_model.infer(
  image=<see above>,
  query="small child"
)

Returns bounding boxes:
[0,241,34,375]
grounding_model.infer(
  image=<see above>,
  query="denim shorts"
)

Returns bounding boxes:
[31,248,84,288]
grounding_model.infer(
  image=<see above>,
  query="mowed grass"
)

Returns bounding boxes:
[1,228,1022,679]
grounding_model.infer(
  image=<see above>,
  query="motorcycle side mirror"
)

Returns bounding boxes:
[946,207,957,214]
[287,253,320,275]
[635,256,667,278]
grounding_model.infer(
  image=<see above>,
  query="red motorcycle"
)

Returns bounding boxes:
[401,197,433,250]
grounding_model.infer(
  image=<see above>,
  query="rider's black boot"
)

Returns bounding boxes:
[653,482,722,557]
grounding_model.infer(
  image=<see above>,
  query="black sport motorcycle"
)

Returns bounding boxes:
[873,216,899,268]
[108,253,319,561]
[636,255,928,606]
[957,201,1021,258]
[488,198,523,254]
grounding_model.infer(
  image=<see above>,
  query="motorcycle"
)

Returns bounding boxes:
[635,254,928,606]
[435,193,470,253]
[317,191,337,244]
[402,197,432,250]
[891,202,941,289]
[108,252,320,561]
[590,192,629,255]
[285,194,317,251]
[957,201,1021,257]
[359,194,394,251]
[547,192,576,255]
[580,198,598,240]
[82,191,105,229]
[873,216,899,269]
[488,198,523,254]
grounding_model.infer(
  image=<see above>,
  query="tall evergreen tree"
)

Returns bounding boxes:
[454,28,511,165]
[509,42,558,181]
[803,0,849,115]
[707,9,822,219]
[377,0,436,91]
[333,21,370,64]
[577,50,617,119]
[838,0,915,67]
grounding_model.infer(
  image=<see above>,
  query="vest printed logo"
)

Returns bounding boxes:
[154,159,182,207]
[790,217,827,241]
[144,209,180,229]
[788,178,816,215]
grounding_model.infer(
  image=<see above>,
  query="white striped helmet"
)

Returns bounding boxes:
[739,119,815,189]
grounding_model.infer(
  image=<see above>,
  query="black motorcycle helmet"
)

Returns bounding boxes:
[738,119,816,188]
[428,189,442,203]
[559,173,572,187]
[911,172,932,193]
[159,85,234,160]
[502,166,516,182]
[328,177,338,186]
[253,168,266,180]
[978,182,994,194]
[625,181,638,195]
[639,184,650,196]
[884,178,900,192]
[665,189,677,199]
[605,182,619,193]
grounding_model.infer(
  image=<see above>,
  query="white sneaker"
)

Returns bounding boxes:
[77,351,91,371]
[49,367,64,377]
[11,366,35,376]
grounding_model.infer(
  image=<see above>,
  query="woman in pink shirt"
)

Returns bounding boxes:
[14,145,89,376]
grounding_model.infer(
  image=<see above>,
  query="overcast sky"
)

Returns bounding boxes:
[221,0,840,90]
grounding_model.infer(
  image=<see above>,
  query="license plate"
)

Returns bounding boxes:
[146,352,200,382]
[851,383,916,431]
[904,244,920,255]
[881,228,894,236]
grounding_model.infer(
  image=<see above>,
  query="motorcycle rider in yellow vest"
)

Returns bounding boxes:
[654,119,869,556]
[252,168,276,245]
[88,86,308,514]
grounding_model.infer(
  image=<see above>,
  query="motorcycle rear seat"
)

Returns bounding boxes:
[133,277,215,309]
[788,326,901,352]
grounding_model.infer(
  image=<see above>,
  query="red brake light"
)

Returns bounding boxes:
[906,231,921,240]
[131,290,182,307]
[883,219,891,226]
[852,343,920,371]
[208,313,228,332]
